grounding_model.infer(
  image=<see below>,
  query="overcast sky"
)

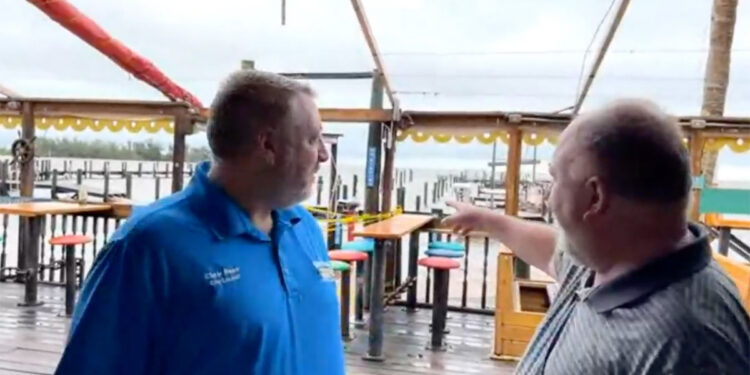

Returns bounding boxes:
[2,0,750,165]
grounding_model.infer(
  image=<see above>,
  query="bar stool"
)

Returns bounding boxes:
[418,256,460,350]
[330,250,369,338]
[331,259,351,339]
[341,238,375,313]
[49,234,92,316]
[425,248,464,259]
[428,240,465,252]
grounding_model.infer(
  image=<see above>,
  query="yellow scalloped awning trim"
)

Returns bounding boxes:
[396,129,556,146]
[1,115,175,134]
[704,137,750,153]
[397,129,749,153]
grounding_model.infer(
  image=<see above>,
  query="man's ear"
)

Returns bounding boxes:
[257,130,277,165]
[582,176,609,222]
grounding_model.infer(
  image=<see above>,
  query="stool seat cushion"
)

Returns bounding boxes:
[418,257,460,270]
[49,234,93,246]
[428,241,465,251]
[425,249,464,258]
[329,250,369,262]
[331,260,351,272]
[341,238,374,252]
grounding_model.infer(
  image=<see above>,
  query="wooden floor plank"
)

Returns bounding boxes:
[0,282,516,374]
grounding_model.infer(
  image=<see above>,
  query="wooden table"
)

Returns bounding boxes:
[352,214,435,361]
[0,201,114,306]
[704,213,750,256]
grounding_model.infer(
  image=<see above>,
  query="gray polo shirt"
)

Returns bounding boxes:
[515,223,750,374]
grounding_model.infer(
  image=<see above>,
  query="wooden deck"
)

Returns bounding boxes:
[0,282,516,374]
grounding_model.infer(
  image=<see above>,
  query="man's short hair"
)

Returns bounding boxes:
[207,70,314,159]
[580,99,691,203]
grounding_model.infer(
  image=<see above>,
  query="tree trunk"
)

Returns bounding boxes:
[700,0,737,185]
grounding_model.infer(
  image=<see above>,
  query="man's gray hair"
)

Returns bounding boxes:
[207,70,315,159]
[579,99,691,204]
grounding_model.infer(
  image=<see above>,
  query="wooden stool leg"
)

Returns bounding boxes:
[354,260,366,328]
[340,268,352,340]
[430,269,449,350]
[64,245,76,316]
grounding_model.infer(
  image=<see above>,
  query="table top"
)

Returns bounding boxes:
[704,213,750,230]
[352,214,434,239]
[0,201,113,217]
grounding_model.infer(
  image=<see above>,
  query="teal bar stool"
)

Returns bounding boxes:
[428,241,465,252]
[426,248,464,259]
[341,238,374,251]
[341,237,374,313]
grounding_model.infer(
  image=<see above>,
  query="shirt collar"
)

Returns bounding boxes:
[585,223,712,313]
[185,161,301,241]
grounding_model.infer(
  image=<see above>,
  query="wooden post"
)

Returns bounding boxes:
[381,126,397,292]
[329,141,339,212]
[155,177,161,200]
[364,72,384,215]
[103,164,110,202]
[316,176,324,205]
[17,102,35,285]
[19,102,35,198]
[701,0,738,186]
[352,175,358,198]
[125,173,133,199]
[381,126,396,213]
[506,128,529,278]
[172,112,189,193]
[689,132,705,221]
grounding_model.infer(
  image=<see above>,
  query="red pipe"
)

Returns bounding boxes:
[27,0,204,109]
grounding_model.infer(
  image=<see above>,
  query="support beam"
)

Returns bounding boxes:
[572,0,632,114]
[20,102,35,198]
[349,0,399,116]
[700,0,738,186]
[689,132,705,221]
[505,128,529,278]
[364,74,384,215]
[171,111,189,193]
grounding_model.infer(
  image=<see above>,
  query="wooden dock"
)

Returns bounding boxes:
[0,282,516,374]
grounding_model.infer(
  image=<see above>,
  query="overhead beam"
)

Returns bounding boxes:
[572,0,632,114]
[320,108,391,122]
[401,110,750,136]
[349,0,399,117]
[0,97,191,118]
[279,72,374,80]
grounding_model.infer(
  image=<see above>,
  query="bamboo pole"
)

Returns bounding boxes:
[572,0,631,115]
[349,0,399,116]
[700,0,738,186]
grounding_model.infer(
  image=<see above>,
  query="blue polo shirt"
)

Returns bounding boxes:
[54,162,345,375]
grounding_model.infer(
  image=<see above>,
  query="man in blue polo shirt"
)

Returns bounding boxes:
[54,70,345,374]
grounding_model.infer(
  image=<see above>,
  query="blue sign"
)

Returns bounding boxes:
[365,146,377,187]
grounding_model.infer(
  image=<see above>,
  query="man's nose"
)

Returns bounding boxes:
[319,142,330,163]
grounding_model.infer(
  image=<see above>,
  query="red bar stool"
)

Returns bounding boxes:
[50,234,92,316]
[329,250,369,339]
[418,256,460,350]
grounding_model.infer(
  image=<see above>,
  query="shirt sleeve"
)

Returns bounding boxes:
[54,237,166,375]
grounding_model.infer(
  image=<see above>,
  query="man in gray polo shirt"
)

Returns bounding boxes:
[445,99,750,374]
